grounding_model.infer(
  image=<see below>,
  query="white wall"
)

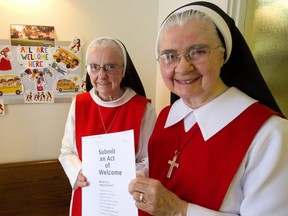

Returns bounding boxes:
[0,0,158,163]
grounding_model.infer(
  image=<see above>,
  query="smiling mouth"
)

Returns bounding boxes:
[174,77,199,84]
[97,82,110,85]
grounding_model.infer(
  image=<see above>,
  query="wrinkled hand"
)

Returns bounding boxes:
[76,170,88,188]
[129,177,188,216]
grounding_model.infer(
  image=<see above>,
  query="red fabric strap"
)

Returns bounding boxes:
[72,92,149,216]
[139,103,279,216]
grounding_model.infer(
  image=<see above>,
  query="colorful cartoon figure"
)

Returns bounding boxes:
[56,78,79,92]
[70,38,81,53]
[25,90,54,103]
[0,74,23,96]
[21,68,47,91]
[53,48,80,69]
[80,79,86,92]
[26,92,33,101]
[39,91,45,101]
[33,92,39,101]
[0,103,4,115]
[46,91,53,101]
[21,68,53,79]
[51,62,68,75]
[36,78,44,91]
[0,47,12,71]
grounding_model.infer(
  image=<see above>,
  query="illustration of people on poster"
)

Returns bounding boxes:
[0,47,12,71]
[0,24,84,104]
[0,100,5,116]
[69,36,83,53]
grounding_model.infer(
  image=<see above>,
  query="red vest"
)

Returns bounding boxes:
[72,92,149,216]
[139,102,280,215]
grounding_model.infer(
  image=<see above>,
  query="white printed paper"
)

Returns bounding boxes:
[82,129,138,216]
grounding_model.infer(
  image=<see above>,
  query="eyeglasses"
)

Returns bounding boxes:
[86,64,123,75]
[157,45,223,68]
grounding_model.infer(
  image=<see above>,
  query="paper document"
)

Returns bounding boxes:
[82,129,138,216]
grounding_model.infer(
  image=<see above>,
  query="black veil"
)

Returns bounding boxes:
[85,39,146,98]
[166,1,281,113]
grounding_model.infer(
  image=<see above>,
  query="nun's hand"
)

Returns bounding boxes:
[76,170,89,188]
[129,177,188,216]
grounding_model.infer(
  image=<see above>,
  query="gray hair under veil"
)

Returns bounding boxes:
[159,1,282,114]
[85,37,146,98]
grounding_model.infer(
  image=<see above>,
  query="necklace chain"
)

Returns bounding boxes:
[167,124,198,178]
[177,124,198,153]
[97,104,120,134]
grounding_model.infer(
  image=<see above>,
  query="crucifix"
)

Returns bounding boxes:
[167,151,180,178]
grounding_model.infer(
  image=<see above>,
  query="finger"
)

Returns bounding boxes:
[77,178,88,188]
[78,173,87,181]
[128,179,137,194]
[132,191,138,201]
[132,191,147,204]
[133,177,150,191]
[80,181,88,187]
[129,177,146,193]
[136,169,146,177]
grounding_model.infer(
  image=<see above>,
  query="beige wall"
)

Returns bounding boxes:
[0,0,237,163]
[0,0,158,163]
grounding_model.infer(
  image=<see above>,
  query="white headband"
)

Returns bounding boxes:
[156,5,232,63]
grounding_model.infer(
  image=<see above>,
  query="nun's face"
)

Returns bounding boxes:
[87,46,124,101]
[158,19,227,108]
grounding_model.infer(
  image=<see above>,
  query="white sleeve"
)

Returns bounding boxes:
[135,102,156,172]
[187,116,288,216]
[58,98,82,189]
[237,116,288,215]
[187,204,238,216]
